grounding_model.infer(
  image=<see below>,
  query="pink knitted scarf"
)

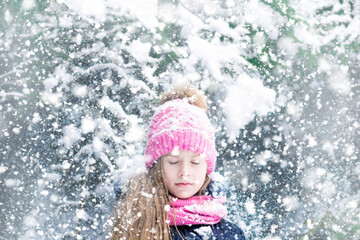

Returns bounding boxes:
[168,195,227,226]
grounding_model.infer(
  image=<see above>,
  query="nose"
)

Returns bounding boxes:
[178,163,190,178]
[179,171,190,178]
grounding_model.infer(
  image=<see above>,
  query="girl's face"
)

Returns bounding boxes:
[162,150,207,199]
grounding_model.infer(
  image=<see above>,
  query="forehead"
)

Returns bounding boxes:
[164,150,201,158]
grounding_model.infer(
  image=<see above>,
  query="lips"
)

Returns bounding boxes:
[175,183,192,187]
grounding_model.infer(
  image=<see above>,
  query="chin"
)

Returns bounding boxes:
[174,192,194,199]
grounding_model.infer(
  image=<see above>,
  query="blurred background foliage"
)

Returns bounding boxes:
[0,0,359,239]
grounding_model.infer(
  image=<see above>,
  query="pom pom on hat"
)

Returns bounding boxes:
[145,85,216,175]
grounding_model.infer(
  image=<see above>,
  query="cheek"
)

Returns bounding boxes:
[200,163,208,176]
[195,164,207,183]
[162,165,174,183]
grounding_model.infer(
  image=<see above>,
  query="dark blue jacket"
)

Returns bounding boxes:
[170,218,245,240]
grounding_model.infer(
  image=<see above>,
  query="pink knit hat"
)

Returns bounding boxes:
[145,98,216,175]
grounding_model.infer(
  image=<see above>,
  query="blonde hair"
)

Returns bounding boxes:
[107,160,170,240]
[107,159,211,240]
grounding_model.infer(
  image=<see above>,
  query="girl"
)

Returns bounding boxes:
[108,84,245,240]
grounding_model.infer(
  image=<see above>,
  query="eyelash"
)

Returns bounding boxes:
[168,161,200,165]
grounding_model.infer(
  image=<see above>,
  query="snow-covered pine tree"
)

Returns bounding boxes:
[1,0,359,239]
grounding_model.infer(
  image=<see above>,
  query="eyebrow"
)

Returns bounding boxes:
[164,154,201,158]
[165,155,202,160]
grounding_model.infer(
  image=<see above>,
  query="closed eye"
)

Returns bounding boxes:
[192,161,200,165]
